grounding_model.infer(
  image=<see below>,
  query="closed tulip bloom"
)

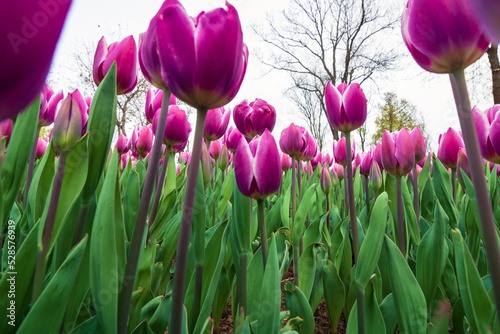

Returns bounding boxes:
[235,129,281,200]
[35,138,48,159]
[334,137,355,166]
[39,89,63,127]
[410,127,427,163]
[204,107,230,141]
[132,125,154,156]
[281,153,292,172]
[179,151,191,165]
[145,87,177,123]
[279,123,307,158]
[322,153,333,168]
[372,143,383,170]
[233,98,276,139]
[171,139,188,154]
[359,151,372,176]
[369,161,383,190]
[489,161,500,176]
[325,82,367,132]
[320,164,332,195]
[93,35,138,95]
[401,0,489,74]
[330,167,339,188]
[156,1,248,109]
[437,128,465,168]
[153,105,191,146]
[219,144,230,170]
[0,1,72,121]
[116,134,131,155]
[311,152,322,169]
[381,128,415,176]
[52,90,87,152]
[473,105,500,164]
[209,139,222,160]
[333,163,344,181]
[296,132,318,161]
[467,0,500,43]
[0,118,13,147]
[457,148,471,181]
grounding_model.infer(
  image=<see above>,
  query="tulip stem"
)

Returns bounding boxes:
[212,160,217,226]
[72,203,90,246]
[396,176,406,257]
[291,156,299,286]
[32,151,67,304]
[344,132,360,258]
[363,175,370,219]
[257,199,268,270]
[450,69,500,324]
[148,145,171,233]
[326,194,332,260]
[343,177,348,216]
[169,107,208,334]
[451,167,457,204]
[238,253,248,317]
[117,89,171,334]
[24,126,40,208]
[412,164,420,231]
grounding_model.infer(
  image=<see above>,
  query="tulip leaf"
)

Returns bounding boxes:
[81,62,117,204]
[451,229,494,333]
[284,281,315,334]
[383,235,427,333]
[89,150,124,334]
[122,160,143,241]
[379,294,397,334]
[355,192,388,291]
[323,260,345,332]
[281,185,291,229]
[293,184,318,247]
[17,236,87,334]
[432,156,458,228]
[401,177,420,245]
[231,174,252,256]
[298,242,321,301]
[217,168,234,220]
[192,162,207,266]
[346,278,386,334]
[1,96,40,225]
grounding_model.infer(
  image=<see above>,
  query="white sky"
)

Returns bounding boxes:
[49,0,494,153]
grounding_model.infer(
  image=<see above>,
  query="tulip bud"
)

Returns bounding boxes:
[359,151,372,176]
[209,140,222,161]
[334,163,344,181]
[457,148,471,184]
[325,82,367,132]
[233,98,276,139]
[132,125,153,157]
[279,123,307,158]
[35,138,49,160]
[39,87,63,127]
[116,134,131,155]
[52,90,86,152]
[381,128,415,176]
[372,143,383,170]
[281,153,292,172]
[152,105,191,146]
[410,127,427,163]
[369,161,383,190]
[219,144,230,171]
[333,137,355,166]
[320,165,332,195]
[330,167,339,188]
[311,152,322,169]
[0,118,13,147]
[225,126,244,153]
[437,128,464,169]
[296,132,318,162]
[204,107,230,141]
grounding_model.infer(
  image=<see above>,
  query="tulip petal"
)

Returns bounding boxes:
[395,128,415,175]
[234,137,254,198]
[381,130,397,173]
[93,37,108,84]
[253,130,281,199]
[325,82,343,131]
[490,113,500,161]
[343,83,367,131]
[102,35,137,94]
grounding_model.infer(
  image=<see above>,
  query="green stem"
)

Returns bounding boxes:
[72,203,90,246]
[169,108,208,334]
[356,288,366,334]
[450,69,500,325]
[343,177,348,216]
[258,199,268,270]
[412,164,420,232]
[396,176,406,257]
[148,146,171,230]
[32,151,67,303]
[239,253,248,316]
[326,194,332,261]
[344,132,360,258]
[212,160,217,226]
[363,175,370,219]
[117,89,171,334]
[24,126,40,208]
[451,167,457,204]
[291,156,299,286]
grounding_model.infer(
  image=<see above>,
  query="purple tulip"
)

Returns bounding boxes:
[35,138,48,159]
[93,35,138,95]
[401,0,489,74]
[296,131,318,162]
[359,151,372,176]
[457,148,471,180]
[152,105,191,147]
[52,90,87,152]
[39,88,63,127]
[235,129,281,200]
[233,98,276,139]
[330,167,339,188]
[372,143,383,170]
[473,105,500,164]
[0,1,72,121]
[466,0,500,43]
[489,161,500,176]
[311,152,322,169]
[281,152,292,172]
[171,139,188,154]
[279,123,307,158]
[209,139,222,160]
[437,128,465,168]
[333,163,344,181]
[320,164,332,195]
[325,82,367,132]
[410,127,426,163]
[381,128,415,176]
[322,153,333,168]
[116,134,131,155]
[156,1,248,109]
[368,161,383,190]
[0,118,13,147]
[179,151,191,165]
[224,126,244,153]
[204,107,230,141]
[132,124,153,156]
[333,137,355,166]
[145,87,177,123]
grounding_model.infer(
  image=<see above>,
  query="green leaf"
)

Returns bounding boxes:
[323,260,345,332]
[284,281,315,334]
[281,185,291,229]
[192,162,207,266]
[401,177,420,245]
[18,236,88,333]
[356,192,388,291]
[432,156,458,228]
[1,96,40,224]
[217,169,234,220]
[231,174,252,256]
[383,235,427,334]
[298,243,320,301]
[293,184,318,247]
[346,279,386,334]
[81,62,117,204]
[379,294,397,334]
[122,160,143,240]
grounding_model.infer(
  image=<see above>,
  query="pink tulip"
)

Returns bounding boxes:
[116,134,131,155]
[333,163,344,181]
[35,138,48,159]
[132,125,153,156]
[401,0,489,73]
[381,128,415,176]
[311,152,322,169]
[279,123,307,158]
[52,90,87,152]
[204,107,230,141]
[372,143,383,170]
[333,137,355,166]
[296,131,318,161]
[171,139,188,154]
[473,105,500,164]
[281,153,292,172]
[233,98,276,139]
[234,129,281,200]
[437,128,465,168]
[0,1,72,121]
[39,84,63,127]
[320,164,332,195]
[457,148,471,181]
[209,139,222,160]
[325,82,367,132]
[359,151,372,176]
[145,87,177,123]
[322,153,333,168]
[224,126,244,153]
[466,0,500,43]
[152,105,191,147]
[0,118,13,147]
[93,36,138,95]
[156,1,248,109]
[410,127,426,163]
[369,161,383,190]
[179,151,191,165]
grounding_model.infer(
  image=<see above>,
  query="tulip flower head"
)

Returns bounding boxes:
[467,0,500,43]
[36,138,48,159]
[330,167,339,187]
[333,137,355,166]
[311,152,322,169]
[171,139,188,154]
[410,127,427,163]
[132,125,154,157]
[322,153,333,168]
[93,35,138,95]
[204,107,230,141]
[437,128,465,168]
[369,161,383,190]
[145,87,177,123]
[233,98,276,139]
[281,152,292,172]
[156,1,248,109]
[209,139,222,160]
[381,128,415,176]
[179,151,192,165]
[235,129,281,200]
[359,151,372,176]
[116,134,131,155]
[457,148,471,183]
[52,91,87,153]
[473,105,500,164]
[152,105,191,146]
[333,163,344,181]
[325,82,367,132]
[320,164,332,195]
[401,0,489,73]
[296,132,318,162]
[219,144,231,170]
[279,123,307,158]
[0,118,13,147]
[39,85,64,127]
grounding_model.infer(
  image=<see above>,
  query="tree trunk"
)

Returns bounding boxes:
[487,44,500,104]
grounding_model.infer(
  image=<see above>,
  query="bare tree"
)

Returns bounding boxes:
[253,0,400,143]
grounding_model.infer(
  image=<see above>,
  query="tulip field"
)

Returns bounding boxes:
[2,0,500,333]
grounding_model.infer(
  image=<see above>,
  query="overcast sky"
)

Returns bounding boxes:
[48,0,495,152]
